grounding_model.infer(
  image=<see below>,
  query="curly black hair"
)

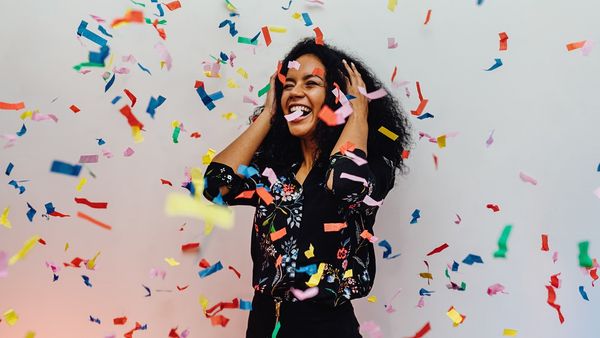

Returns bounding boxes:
[251,37,411,187]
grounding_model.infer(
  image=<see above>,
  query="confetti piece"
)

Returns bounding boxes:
[0,251,8,277]
[541,234,550,251]
[378,240,401,259]
[426,243,449,256]
[26,202,36,221]
[218,19,238,37]
[313,27,324,45]
[119,105,144,130]
[228,265,241,278]
[423,9,432,25]
[306,263,326,287]
[111,10,144,28]
[387,37,398,49]
[578,241,593,268]
[9,235,41,265]
[419,288,434,296]
[114,316,128,325]
[462,254,483,265]
[410,209,420,224]
[493,224,512,258]
[77,211,112,230]
[0,101,25,110]
[76,178,87,191]
[566,40,586,51]
[74,197,108,209]
[387,0,398,12]
[486,129,495,147]
[270,227,287,241]
[78,155,99,164]
[487,283,507,295]
[579,285,589,301]
[258,83,271,97]
[82,275,92,287]
[165,0,181,10]
[104,73,116,92]
[545,285,565,323]
[408,322,431,338]
[2,207,12,229]
[410,99,428,116]
[485,58,503,71]
[199,261,223,278]
[146,95,166,119]
[165,257,180,266]
[77,20,108,46]
[499,32,508,51]
[304,243,315,258]
[290,286,319,301]
[123,147,135,156]
[324,222,347,232]
[181,242,200,252]
[446,306,466,326]
[503,328,518,336]
[3,309,18,326]
[486,203,500,212]
[519,172,538,185]
[454,213,462,224]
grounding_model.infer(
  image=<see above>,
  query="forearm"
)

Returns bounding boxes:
[212,109,272,172]
[330,113,369,156]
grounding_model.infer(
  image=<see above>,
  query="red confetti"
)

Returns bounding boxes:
[590,268,598,286]
[64,257,85,268]
[550,273,561,289]
[409,322,431,338]
[190,132,201,138]
[176,285,189,291]
[486,204,500,212]
[124,89,137,107]
[228,265,241,279]
[165,0,181,10]
[541,234,549,251]
[199,258,211,268]
[38,238,47,245]
[113,316,128,325]
[424,9,432,25]
[426,243,449,256]
[77,211,112,230]
[432,153,438,170]
[124,321,144,338]
[205,298,239,318]
[313,27,324,45]
[74,197,108,209]
[160,179,173,186]
[119,105,144,129]
[401,150,410,159]
[416,81,425,102]
[545,285,565,324]
[261,26,272,46]
[181,242,200,252]
[49,211,70,217]
[210,315,229,327]
[152,19,166,40]
[391,66,397,83]
[499,32,508,51]
[410,99,428,116]
[69,105,80,113]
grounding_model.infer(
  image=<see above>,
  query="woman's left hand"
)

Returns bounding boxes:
[342,59,369,119]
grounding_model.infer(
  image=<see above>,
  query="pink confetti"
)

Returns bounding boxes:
[552,251,558,263]
[123,147,135,157]
[288,60,301,70]
[262,167,278,187]
[486,129,495,147]
[519,171,538,185]
[79,154,99,163]
[122,55,137,63]
[102,148,113,159]
[113,67,130,74]
[155,42,172,70]
[284,109,303,122]
[290,286,319,301]
[0,251,8,278]
[454,213,462,224]
[45,261,61,274]
[582,40,594,56]
[593,186,600,199]
[360,320,383,338]
[345,150,368,166]
[416,296,425,308]
[340,172,368,186]
[31,112,59,122]
[358,86,387,100]
[150,268,166,279]
[228,52,236,67]
[387,37,398,49]
[89,14,106,23]
[487,283,507,296]
[362,194,383,207]
[243,95,258,105]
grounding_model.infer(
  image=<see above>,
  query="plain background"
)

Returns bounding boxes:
[1,0,599,337]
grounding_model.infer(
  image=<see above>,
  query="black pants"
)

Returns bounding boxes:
[246,292,362,338]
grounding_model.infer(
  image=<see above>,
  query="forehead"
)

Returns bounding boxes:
[286,54,325,78]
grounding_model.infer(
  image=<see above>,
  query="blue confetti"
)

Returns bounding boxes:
[5,162,14,175]
[146,95,166,119]
[199,261,223,278]
[111,96,122,104]
[96,138,106,145]
[462,254,484,265]
[220,52,229,61]
[155,3,165,17]
[44,202,56,214]
[237,164,259,178]
[477,0,484,5]
[579,285,589,301]
[16,124,27,137]
[419,288,435,296]
[301,13,313,26]
[240,299,253,310]
[89,45,110,65]
[417,113,434,120]
[143,284,151,297]
[296,264,317,275]
[76,21,108,47]
[410,209,420,224]
[218,19,238,37]
[196,85,223,111]
[82,275,92,287]
[26,202,36,222]
[451,261,459,271]
[97,25,113,38]
[250,31,261,43]
[104,73,115,92]
[378,240,401,259]
[53,274,59,281]
[89,315,101,324]
[8,180,25,194]
[597,163,600,172]
[282,0,293,10]
[484,58,503,71]
[50,160,82,176]
[137,62,152,75]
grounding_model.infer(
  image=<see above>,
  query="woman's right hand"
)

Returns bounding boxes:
[262,71,278,117]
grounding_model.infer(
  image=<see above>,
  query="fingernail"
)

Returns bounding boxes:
[342,59,346,63]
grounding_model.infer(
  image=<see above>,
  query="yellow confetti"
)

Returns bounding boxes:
[86,251,101,270]
[269,26,287,33]
[227,78,239,88]
[304,243,314,259]
[20,110,33,120]
[1,206,12,229]
[367,295,377,303]
[204,71,221,78]
[503,328,518,336]
[76,177,87,191]
[64,242,69,251]
[236,67,248,79]
[132,126,144,143]
[292,12,301,19]
[204,222,215,236]
[378,126,399,141]
[3,309,19,326]
[225,0,237,12]
[306,263,326,287]
[222,112,237,120]
[343,269,353,279]
[446,306,465,326]
[387,0,398,12]
[160,60,166,69]
[165,257,181,266]
[9,235,41,265]
[199,295,209,314]
[25,331,36,338]
[437,135,446,148]
[419,272,433,279]
[190,167,204,200]
[165,193,234,229]
[171,120,180,128]
[202,148,216,165]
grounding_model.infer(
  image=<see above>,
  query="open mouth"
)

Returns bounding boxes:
[286,105,312,122]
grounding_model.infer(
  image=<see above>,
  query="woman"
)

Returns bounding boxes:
[203,38,410,338]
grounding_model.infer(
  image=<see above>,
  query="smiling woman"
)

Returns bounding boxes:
[203,38,411,338]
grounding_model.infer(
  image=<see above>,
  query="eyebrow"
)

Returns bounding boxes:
[285,74,324,82]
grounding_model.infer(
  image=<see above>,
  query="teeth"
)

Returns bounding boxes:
[289,105,311,114]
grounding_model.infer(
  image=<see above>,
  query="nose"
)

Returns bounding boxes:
[289,83,305,98]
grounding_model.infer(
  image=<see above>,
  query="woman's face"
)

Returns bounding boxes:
[281,54,327,140]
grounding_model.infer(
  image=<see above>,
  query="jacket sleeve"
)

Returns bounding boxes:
[202,161,265,207]
[325,148,395,212]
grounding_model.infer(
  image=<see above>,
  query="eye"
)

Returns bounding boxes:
[283,83,294,90]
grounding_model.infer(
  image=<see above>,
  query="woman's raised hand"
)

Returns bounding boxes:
[262,71,278,117]
[342,59,369,119]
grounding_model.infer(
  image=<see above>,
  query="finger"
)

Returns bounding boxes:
[342,59,357,85]
[350,62,365,87]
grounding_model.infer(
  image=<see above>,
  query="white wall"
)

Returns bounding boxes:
[1,0,599,337]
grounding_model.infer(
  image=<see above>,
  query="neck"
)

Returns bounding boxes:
[299,137,318,169]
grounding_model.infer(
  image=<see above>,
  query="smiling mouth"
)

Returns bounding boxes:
[286,105,312,122]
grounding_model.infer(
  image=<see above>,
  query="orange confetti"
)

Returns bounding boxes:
[499,32,508,51]
[77,211,112,230]
[410,99,428,116]
[324,222,347,232]
[566,40,586,51]
[113,316,128,325]
[256,187,274,205]
[401,150,410,159]
[235,190,256,200]
[424,9,432,25]
[111,10,144,28]
[0,101,25,110]
[317,105,339,126]
[312,67,325,77]
[70,105,80,113]
[165,0,181,10]
[270,227,287,241]
[313,27,324,45]
[261,26,272,46]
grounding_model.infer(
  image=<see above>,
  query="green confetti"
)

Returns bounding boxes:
[258,83,271,97]
[237,36,258,45]
[578,241,593,268]
[172,126,180,143]
[130,0,146,7]
[145,18,167,25]
[493,224,512,258]
[271,320,281,338]
[72,62,104,71]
